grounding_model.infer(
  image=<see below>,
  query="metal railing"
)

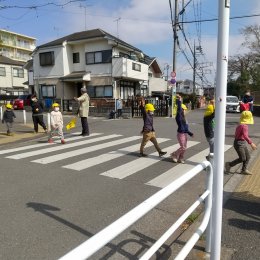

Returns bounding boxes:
[59,161,213,260]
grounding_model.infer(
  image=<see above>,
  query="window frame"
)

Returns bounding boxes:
[39,51,55,66]
[41,85,56,98]
[0,67,6,76]
[85,50,112,65]
[73,52,80,63]
[132,62,141,72]
[13,67,24,78]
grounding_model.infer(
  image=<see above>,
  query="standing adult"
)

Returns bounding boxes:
[74,88,90,136]
[31,94,48,134]
[116,97,123,118]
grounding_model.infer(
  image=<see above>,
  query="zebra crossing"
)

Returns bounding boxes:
[0,132,232,188]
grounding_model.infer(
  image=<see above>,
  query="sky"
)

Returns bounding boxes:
[1,0,260,86]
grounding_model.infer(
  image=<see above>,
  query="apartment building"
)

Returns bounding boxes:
[0,29,36,62]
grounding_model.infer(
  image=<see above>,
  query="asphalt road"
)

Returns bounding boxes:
[0,109,259,260]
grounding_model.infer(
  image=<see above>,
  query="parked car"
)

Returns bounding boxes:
[13,94,32,110]
[226,96,240,113]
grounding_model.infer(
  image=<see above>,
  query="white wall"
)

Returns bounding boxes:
[149,77,167,95]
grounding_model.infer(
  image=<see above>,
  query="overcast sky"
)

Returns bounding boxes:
[1,0,259,85]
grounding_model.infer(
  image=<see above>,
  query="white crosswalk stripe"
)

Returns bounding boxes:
[0,133,101,155]
[100,141,199,179]
[146,144,232,188]
[62,138,170,171]
[0,133,234,190]
[6,134,121,159]
[32,136,141,164]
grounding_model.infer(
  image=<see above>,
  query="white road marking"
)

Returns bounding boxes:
[32,136,141,164]
[6,134,120,159]
[146,145,232,188]
[62,138,170,171]
[100,141,199,179]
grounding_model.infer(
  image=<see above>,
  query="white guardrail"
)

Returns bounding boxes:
[59,160,213,260]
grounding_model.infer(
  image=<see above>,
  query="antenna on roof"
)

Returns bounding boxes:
[114,17,121,38]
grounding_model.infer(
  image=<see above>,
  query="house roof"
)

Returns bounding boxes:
[37,28,143,53]
[0,55,25,66]
[59,71,90,81]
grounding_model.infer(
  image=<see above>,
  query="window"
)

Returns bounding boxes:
[73,52,80,63]
[132,62,141,72]
[13,67,24,78]
[41,85,56,98]
[39,51,55,66]
[0,67,6,76]
[86,50,112,64]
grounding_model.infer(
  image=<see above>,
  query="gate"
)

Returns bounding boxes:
[131,98,169,117]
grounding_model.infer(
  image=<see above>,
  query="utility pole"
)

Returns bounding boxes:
[193,42,196,95]
[172,0,178,71]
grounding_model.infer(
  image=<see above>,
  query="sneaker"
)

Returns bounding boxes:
[159,151,167,157]
[48,138,54,143]
[178,159,185,164]
[61,139,66,144]
[171,153,178,163]
[240,169,252,175]
[225,162,231,173]
[44,129,48,133]
[139,153,148,157]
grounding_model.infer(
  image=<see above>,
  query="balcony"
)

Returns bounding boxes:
[112,57,148,81]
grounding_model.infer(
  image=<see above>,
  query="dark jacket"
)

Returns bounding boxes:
[175,99,193,136]
[140,105,155,132]
[2,110,16,123]
[203,112,215,138]
[31,100,44,116]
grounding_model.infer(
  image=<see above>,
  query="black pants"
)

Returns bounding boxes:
[230,140,250,171]
[32,115,47,133]
[81,117,89,135]
[117,109,122,118]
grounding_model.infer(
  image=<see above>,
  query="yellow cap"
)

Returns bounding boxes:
[204,104,214,116]
[6,104,13,109]
[52,102,60,108]
[240,111,254,124]
[181,104,187,110]
[145,103,155,112]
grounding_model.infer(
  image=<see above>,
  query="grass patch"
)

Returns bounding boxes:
[181,212,200,232]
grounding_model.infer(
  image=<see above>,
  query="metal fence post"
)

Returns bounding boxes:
[205,153,214,253]
[47,113,51,131]
[23,110,26,124]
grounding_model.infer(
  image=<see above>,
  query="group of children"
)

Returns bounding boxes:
[139,92,257,175]
[1,92,257,174]
[1,100,66,144]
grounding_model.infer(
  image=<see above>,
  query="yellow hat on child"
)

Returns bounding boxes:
[145,103,155,112]
[240,111,254,124]
[204,104,214,116]
[52,102,60,108]
[6,104,13,109]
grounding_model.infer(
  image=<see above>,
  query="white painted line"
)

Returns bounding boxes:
[0,133,102,155]
[32,136,141,164]
[62,138,170,171]
[6,134,121,160]
[146,145,232,188]
[100,141,199,179]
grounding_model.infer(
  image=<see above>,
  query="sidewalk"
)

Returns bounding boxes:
[0,122,46,145]
[174,145,260,260]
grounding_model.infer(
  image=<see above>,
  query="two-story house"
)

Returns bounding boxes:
[176,79,204,96]
[32,28,165,104]
[0,55,28,95]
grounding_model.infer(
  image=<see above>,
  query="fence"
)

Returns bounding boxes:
[59,160,213,260]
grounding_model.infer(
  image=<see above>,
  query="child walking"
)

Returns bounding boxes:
[2,104,16,136]
[171,94,194,163]
[225,111,257,175]
[48,103,65,144]
[203,97,215,160]
[139,99,167,157]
